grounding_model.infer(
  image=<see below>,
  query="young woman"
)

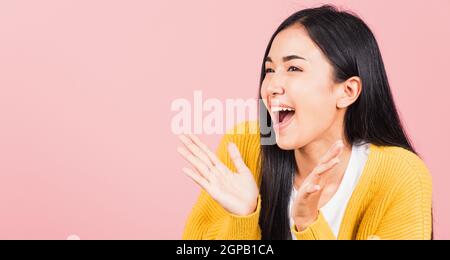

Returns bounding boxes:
[177,5,432,240]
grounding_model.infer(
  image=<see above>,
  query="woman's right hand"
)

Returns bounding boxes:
[177,134,259,216]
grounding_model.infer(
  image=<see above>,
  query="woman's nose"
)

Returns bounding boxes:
[267,83,285,96]
[266,71,286,96]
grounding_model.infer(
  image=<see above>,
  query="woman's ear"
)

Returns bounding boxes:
[336,76,362,109]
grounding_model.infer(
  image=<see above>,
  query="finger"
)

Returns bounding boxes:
[312,157,340,176]
[186,134,228,173]
[178,135,214,169]
[299,183,321,200]
[182,167,211,192]
[177,146,212,180]
[319,140,344,164]
[298,173,320,193]
[307,184,321,193]
[227,142,250,175]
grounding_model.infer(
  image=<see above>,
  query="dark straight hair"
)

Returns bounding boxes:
[258,5,432,240]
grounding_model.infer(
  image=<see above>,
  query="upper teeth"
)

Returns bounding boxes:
[271,107,295,112]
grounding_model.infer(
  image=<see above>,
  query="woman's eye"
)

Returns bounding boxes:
[288,66,302,72]
[265,68,275,74]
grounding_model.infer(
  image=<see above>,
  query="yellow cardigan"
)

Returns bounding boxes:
[182,121,433,240]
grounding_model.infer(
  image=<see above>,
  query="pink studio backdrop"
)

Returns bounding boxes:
[0,0,449,239]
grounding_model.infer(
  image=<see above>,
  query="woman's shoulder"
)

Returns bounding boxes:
[369,144,432,191]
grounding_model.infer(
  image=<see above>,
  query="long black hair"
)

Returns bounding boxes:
[258,5,428,240]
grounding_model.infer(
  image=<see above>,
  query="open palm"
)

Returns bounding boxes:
[177,134,259,216]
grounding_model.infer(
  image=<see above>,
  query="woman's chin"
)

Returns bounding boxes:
[274,120,301,150]
[275,135,298,150]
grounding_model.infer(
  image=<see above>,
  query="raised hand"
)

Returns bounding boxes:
[291,140,344,231]
[177,134,259,216]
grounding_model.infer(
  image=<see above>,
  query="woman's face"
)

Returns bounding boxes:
[261,24,341,150]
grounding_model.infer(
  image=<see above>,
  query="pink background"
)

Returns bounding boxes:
[0,0,449,239]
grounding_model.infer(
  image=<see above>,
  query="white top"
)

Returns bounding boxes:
[289,142,370,239]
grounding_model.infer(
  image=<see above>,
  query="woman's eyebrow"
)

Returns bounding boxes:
[265,55,307,63]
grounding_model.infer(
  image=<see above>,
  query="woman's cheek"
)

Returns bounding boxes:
[260,85,269,107]
[294,109,317,144]
[295,94,336,143]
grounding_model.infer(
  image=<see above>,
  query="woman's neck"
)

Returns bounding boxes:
[293,137,352,189]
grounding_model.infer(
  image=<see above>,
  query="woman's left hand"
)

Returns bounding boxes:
[291,140,344,231]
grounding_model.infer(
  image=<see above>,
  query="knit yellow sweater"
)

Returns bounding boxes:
[182,121,433,240]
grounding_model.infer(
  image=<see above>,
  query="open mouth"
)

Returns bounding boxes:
[270,106,295,126]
